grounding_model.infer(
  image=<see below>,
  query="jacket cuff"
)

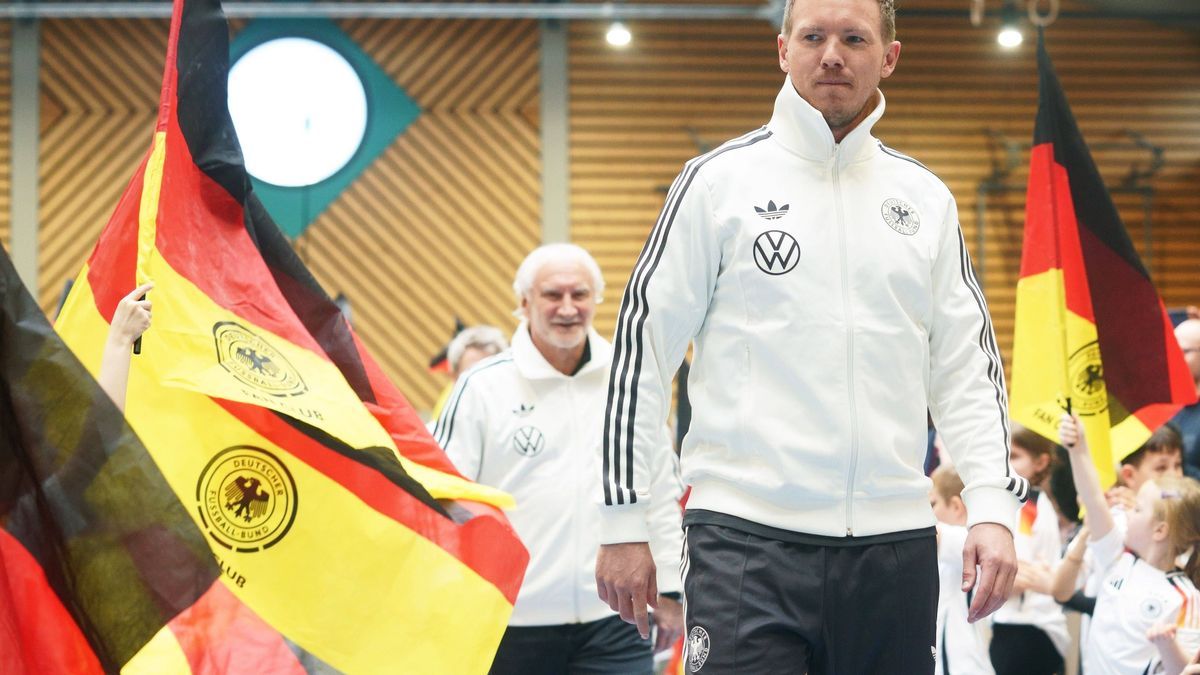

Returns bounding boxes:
[598,503,651,544]
[962,485,1020,533]
[656,567,682,594]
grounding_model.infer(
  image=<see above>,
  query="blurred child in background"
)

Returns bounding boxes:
[931,466,995,675]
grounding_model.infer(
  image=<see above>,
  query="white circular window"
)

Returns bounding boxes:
[228,38,368,187]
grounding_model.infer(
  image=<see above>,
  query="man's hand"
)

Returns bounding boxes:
[652,595,684,652]
[962,522,1017,623]
[596,542,658,639]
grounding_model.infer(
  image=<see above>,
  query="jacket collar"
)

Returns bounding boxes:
[511,321,612,381]
[766,77,886,165]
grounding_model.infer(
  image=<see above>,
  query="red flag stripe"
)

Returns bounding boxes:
[0,529,103,675]
[217,399,526,604]
[168,582,305,675]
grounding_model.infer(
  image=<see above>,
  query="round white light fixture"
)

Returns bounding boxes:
[997,26,1023,48]
[606,21,632,48]
[228,37,368,187]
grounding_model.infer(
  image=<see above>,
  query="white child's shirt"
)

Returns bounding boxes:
[992,490,1070,655]
[1076,505,1129,648]
[1083,526,1200,675]
[936,523,996,675]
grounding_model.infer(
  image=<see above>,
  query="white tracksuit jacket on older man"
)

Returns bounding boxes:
[434,324,683,626]
[599,79,1028,545]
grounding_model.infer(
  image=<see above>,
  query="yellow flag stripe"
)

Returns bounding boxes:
[1011,269,1116,488]
[122,623,192,675]
[136,132,167,287]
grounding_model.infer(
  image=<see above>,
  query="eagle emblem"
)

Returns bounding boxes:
[881,197,920,235]
[197,446,298,553]
[225,476,270,523]
[1067,341,1108,416]
[234,346,278,377]
[213,321,307,397]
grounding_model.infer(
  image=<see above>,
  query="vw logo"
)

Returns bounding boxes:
[512,426,546,457]
[753,230,800,275]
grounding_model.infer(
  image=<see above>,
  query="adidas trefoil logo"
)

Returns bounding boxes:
[754,200,789,221]
[513,403,535,417]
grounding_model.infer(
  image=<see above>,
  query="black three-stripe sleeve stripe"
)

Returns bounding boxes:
[603,128,773,507]
[883,143,1027,501]
[432,356,513,449]
[955,228,1030,503]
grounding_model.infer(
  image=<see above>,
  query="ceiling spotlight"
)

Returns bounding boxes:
[606,21,632,48]
[997,1,1023,48]
[998,25,1023,47]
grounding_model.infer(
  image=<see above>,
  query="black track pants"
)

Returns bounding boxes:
[680,523,939,674]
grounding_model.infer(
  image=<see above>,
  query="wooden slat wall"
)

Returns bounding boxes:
[18,5,1200,413]
[570,3,1200,386]
[883,12,1200,378]
[37,18,166,312]
[298,18,541,409]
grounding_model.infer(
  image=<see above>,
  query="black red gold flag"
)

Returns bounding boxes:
[54,0,528,670]
[0,244,219,674]
[1010,31,1195,487]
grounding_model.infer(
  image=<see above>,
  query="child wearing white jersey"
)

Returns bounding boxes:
[930,467,996,675]
[1052,425,1186,652]
[1060,415,1200,675]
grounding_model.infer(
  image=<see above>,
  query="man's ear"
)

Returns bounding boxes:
[880,40,901,79]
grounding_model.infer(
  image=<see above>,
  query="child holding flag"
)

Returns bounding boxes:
[1060,415,1200,675]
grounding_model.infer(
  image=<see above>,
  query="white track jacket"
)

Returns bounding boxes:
[436,324,684,626]
[599,80,1027,544]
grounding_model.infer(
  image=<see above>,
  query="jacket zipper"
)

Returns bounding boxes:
[567,378,582,622]
[833,148,860,537]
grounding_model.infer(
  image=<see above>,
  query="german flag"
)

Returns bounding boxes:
[1010,31,1195,488]
[0,244,219,674]
[54,0,527,671]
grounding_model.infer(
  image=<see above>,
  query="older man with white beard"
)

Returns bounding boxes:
[433,243,684,675]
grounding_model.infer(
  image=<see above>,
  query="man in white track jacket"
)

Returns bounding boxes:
[435,244,685,675]
[594,1,1028,673]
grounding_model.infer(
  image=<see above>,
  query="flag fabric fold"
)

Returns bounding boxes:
[1010,31,1196,487]
[0,244,220,674]
[54,0,527,671]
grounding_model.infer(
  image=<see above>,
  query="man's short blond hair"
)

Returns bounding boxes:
[780,0,897,44]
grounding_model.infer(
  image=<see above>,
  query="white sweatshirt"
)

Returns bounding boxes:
[600,79,1026,543]
[435,324,683,626]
